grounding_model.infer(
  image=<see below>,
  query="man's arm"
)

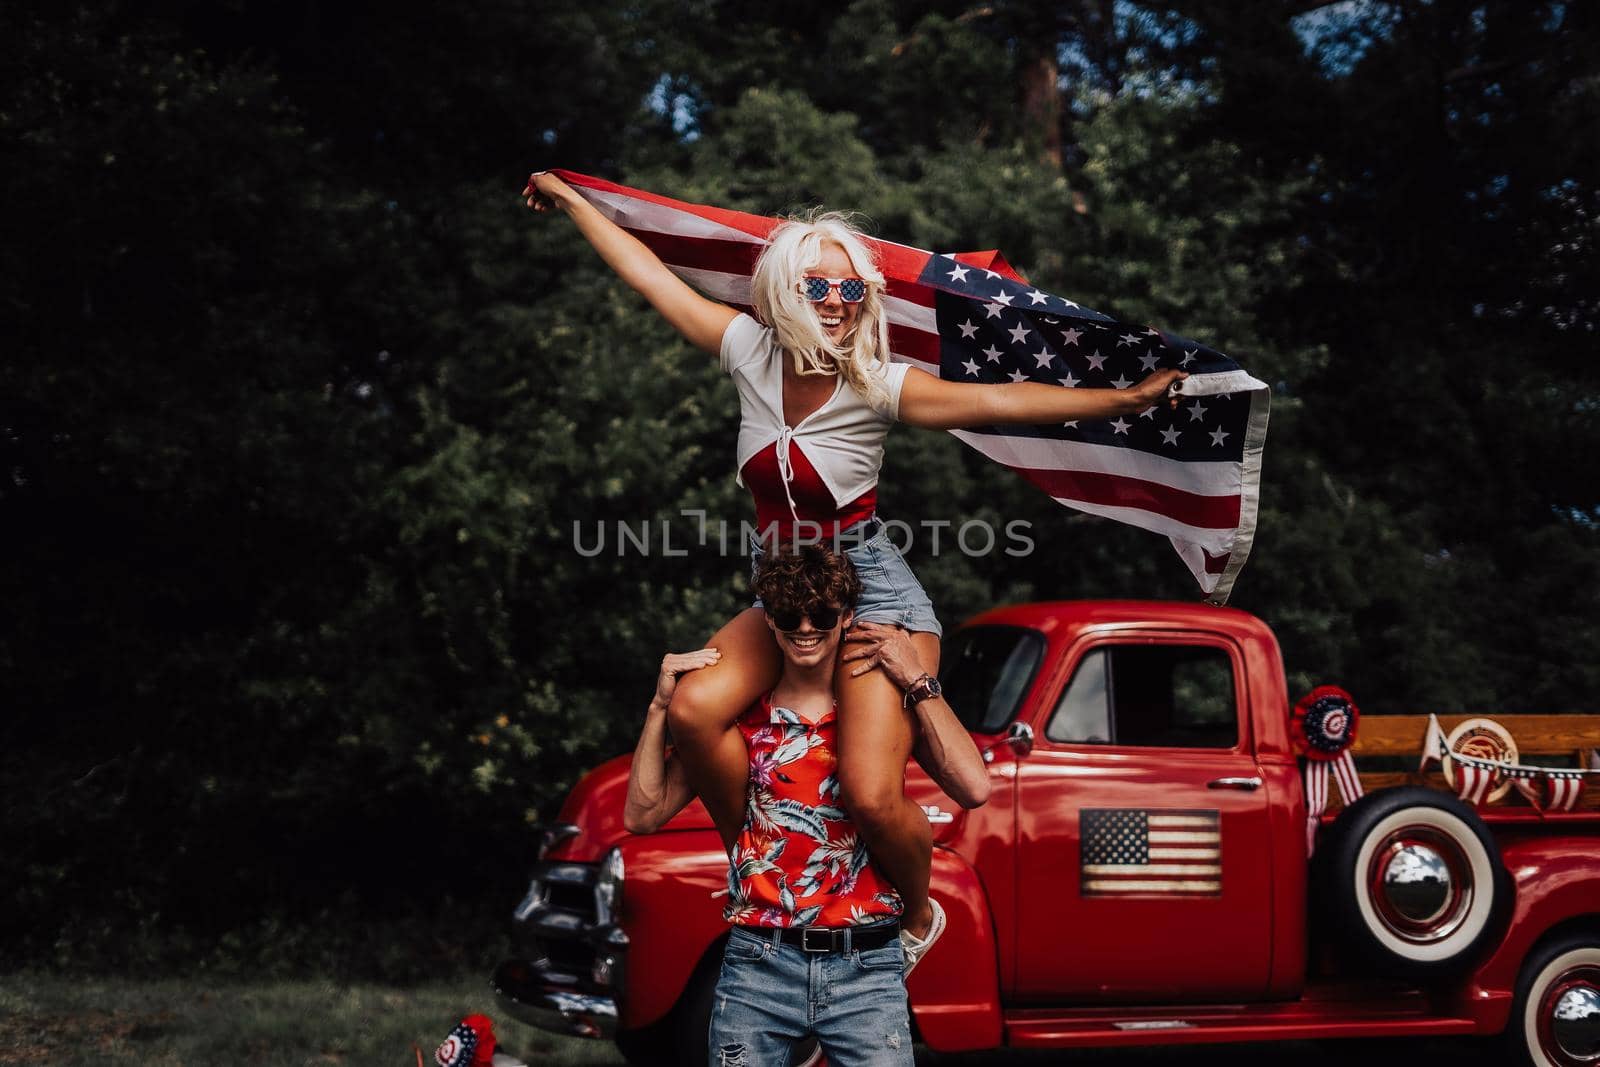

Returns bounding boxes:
[623,649,719,834]
[841,624,992,809]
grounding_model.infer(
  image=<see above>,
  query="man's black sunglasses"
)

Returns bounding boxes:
[766,605,844,632]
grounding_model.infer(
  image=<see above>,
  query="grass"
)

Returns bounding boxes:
[0,973,623,1066]
[0,973,1510,1066]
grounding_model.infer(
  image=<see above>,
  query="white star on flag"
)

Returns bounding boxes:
[1060,328,1082,345]
[1111,418,1131,435]
[992,291,1014,306]
[983,345,1003,363]
[962,358,979,376]
[1007,322,1030,345]
[1188,401,1209,422]
[1007,369,1028,384]
[946,263,970,282]
[1161,427,1181,446]
[1209,427,1229,447]
[1117,333,1141,347]
[958,319,979,338]
[1057,372,1079,387]
[983,302,1004,319]
[1139,353,1160,371]
[1111,375,1132,389]
[1085,351,1107,371]
[1027,289,1050,305]
[1033,349,1054,368]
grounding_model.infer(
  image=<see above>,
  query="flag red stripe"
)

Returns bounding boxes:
[628,230,763,276]
[552,170,778,241]
[1013,467,1243,529]
[889,326,941,366]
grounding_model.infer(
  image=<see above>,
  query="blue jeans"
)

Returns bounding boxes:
[708,925,914,1066]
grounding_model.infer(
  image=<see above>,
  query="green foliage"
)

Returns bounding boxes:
[3,0,1595,973]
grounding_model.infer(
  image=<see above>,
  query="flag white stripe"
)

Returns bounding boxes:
[667,264,753,305]
[1052,498,1234,549]
[1148,848,1221,859]
[1083,864,1221,876]
[579,187,765,244]
[1084,880,1220,893]
[1147,815,1219,829]
[1147,831,1221,844]
[949,429,1244,496]
[884,297,939,334]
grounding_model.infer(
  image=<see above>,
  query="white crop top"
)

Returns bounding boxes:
[719,313,911,511]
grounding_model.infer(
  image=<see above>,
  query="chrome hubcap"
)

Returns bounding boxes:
[1545,978,1600,1063]
[1368,829,1468,944]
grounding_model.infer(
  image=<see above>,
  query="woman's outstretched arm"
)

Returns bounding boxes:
[523,172,737,355]
[896,365,1187,430]
[623,648,721,834]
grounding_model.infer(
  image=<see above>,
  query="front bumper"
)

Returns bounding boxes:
[491,957,619,1039]
[494,857,629,1040]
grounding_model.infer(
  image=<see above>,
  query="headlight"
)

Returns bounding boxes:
[594,847,624,925]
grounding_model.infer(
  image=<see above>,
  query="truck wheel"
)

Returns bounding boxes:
[1507,933,1600,1066]
[1318,786,1508,978]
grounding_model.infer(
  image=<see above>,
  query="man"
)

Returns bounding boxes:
[624,543,988,1065]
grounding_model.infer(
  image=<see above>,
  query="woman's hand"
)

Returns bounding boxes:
[841,622,926,686]
[1125,368,1188,412]
[523,171,574,214]
[653,648,721,708]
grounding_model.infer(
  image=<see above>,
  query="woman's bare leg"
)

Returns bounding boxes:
[668,606,782,845]
[833,629,942,937]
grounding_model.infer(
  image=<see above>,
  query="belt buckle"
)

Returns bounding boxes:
[799,927,836,954]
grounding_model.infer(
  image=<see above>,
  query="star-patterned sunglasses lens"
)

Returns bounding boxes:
[801,276,868,303]
[768,605,843,632]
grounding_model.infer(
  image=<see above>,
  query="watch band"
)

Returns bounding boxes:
[903,673,942,708]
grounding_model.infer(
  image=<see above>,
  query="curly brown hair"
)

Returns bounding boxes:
[752,542,861,615]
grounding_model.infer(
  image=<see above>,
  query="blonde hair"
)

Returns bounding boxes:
[750,211,894,413]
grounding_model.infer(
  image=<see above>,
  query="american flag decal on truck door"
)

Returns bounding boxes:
[1081,809,1222,896]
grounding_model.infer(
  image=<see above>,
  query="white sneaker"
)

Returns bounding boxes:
[899,898,946,978]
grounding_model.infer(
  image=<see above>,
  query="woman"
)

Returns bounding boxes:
[523,170,1183,959]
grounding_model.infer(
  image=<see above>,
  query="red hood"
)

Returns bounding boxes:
[544,750,983,864]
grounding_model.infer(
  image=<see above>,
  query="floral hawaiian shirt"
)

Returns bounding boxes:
[723,692,903,929]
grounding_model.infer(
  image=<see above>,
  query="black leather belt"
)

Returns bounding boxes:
[740,922,901,954]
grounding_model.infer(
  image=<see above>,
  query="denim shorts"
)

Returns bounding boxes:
[749,517,943,638]
[708,924,913,1067]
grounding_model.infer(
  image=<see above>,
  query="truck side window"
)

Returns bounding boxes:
[941,626,1046,734]
[1047,644,1238,749]
[1045,649,1110,743]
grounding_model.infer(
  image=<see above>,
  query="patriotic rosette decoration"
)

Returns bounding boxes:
[1293,685,1363,855]
[431,1014,496,1067]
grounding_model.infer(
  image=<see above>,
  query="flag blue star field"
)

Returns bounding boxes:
[556,170,1270,601]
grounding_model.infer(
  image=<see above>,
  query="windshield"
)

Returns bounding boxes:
[941,625,1046,734]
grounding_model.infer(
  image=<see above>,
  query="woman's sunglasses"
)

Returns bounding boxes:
[799,276,868,304]
[766,605,844,632]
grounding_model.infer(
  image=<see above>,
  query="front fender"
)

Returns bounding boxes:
[910,847,1003,1052]
[616,830,730,1031]
[1455,834,1600,1032]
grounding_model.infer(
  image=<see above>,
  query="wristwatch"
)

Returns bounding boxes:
[903,673,942,708]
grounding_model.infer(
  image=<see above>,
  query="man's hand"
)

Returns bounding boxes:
[653,647,721,708]
[840,622,926,688]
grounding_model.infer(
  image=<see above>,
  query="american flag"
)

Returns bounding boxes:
[552,170,1270,601]
[1080,808,1221,896]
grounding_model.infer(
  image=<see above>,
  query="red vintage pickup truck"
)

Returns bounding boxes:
[493,601,1600,1066]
